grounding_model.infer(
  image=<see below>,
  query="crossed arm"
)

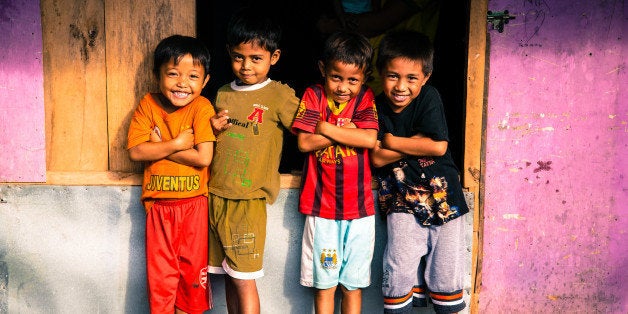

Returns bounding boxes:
[370,133,447,168]
[297,121,377,153]
[128,128,213,168]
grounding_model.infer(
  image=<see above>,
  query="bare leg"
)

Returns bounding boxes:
[340,285,361,314]
[315,286,337,314]
[226,276,260,314]
[225,276,239,314]
[175,307,188,314]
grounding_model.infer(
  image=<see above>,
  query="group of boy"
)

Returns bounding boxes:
[126,7,468,314]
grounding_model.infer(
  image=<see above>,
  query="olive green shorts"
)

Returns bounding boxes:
[207,194,267,279]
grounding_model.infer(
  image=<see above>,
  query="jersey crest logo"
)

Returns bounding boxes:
[320,249,338,269]
[295,101,307,119]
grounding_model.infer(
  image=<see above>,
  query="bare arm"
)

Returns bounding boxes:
[381,133,447,157]
[370,140,406,168]
[297,131,334,153]
[297,121,377,153]
[316,121,377,149]
[166,141,214,168]
[371,133,447,167]
[128,128,194,162]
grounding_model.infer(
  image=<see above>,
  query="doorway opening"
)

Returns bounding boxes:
[196,1,471,175]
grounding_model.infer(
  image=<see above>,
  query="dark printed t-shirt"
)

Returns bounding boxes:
[374,85,468,225]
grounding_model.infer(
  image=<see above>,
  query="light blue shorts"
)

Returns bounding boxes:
[300,215,375,290]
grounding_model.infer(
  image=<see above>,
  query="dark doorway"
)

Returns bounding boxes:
[197,1,470,174]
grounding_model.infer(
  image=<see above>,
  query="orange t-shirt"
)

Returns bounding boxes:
[127,93,216,208]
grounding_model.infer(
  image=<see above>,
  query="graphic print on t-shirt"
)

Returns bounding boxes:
[377,160,464,225]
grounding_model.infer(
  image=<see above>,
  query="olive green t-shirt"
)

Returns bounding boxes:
[209,79,299,204]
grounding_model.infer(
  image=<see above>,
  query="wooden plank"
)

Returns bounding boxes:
[46,171,142,186]
[464,0,488,312]
[105,0,196,173]
[44,172,304,189]
[41,0,108,172]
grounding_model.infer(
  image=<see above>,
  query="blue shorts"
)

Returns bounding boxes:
[300,215,375,290]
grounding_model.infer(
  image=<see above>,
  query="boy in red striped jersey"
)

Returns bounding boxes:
[291,31,379,314]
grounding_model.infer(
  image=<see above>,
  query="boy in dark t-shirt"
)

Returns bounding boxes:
[371,30,469,313]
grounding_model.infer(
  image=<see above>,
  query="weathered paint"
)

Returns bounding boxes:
[0,185,473,313]
[0,0,46,182]
[482,0,626,312]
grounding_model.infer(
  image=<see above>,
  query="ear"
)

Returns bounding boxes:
[270,49,281,65]
[318,61,326,77]
[422,72,432,86]
[202,73,211,88]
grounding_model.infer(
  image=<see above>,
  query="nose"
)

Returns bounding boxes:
[336,81,348,93]
[242,58,252,70]
[177,76,189,87]
[394,79,407,92]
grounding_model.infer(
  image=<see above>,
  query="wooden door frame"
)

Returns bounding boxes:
[465,0,488,312]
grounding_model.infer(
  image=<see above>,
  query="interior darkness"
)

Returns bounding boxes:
[197,1,470,174]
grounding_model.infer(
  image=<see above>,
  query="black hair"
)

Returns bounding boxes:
[376,30,434,76]
[226,7,282,53]
[152,35,211,78]
[320,31,373,76]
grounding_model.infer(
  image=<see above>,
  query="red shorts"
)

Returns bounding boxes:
[146,195,212,313]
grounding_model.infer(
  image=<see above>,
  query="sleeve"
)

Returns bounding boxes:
[192,97,216,145]
[126,95,154,149]
[413,86,449,142]
[277,84,301,131]
[352,87,379,130]
[290,87,322,134]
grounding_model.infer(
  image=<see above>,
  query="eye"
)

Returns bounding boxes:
[386,73,399,80]
[252,56,263,62]
[190,74,200,80]
[407,75,419,82]
[330,75,342,82]
[232,55,243,61]
[166,71,178,77]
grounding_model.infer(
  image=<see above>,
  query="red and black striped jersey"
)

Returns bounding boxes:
[292,84,378,220]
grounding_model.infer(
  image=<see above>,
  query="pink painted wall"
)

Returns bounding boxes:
[482,0,626,312]
[0,0,46,182]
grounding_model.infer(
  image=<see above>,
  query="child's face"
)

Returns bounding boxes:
[229,42,280,85]
[381,57,430,113]
[158,54,209,109]
[319,60,366,104]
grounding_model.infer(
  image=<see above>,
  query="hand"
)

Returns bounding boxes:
[343,121,357,129]
[173,128,194,151]
[381,133,395,148]
[315,120,331,135]
[211,110,232,134]
[149,126,162,142]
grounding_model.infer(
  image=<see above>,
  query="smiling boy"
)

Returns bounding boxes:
[371,30,469,314]
[127,35,215,314]
[291,31,378,314]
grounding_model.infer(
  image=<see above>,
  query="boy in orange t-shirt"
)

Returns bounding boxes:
[127,35,215,314]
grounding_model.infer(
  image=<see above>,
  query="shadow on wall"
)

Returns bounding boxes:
[124,187,149,313]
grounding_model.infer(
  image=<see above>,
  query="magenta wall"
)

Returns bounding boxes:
[0,0,46,182]
[482,0,626,312]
